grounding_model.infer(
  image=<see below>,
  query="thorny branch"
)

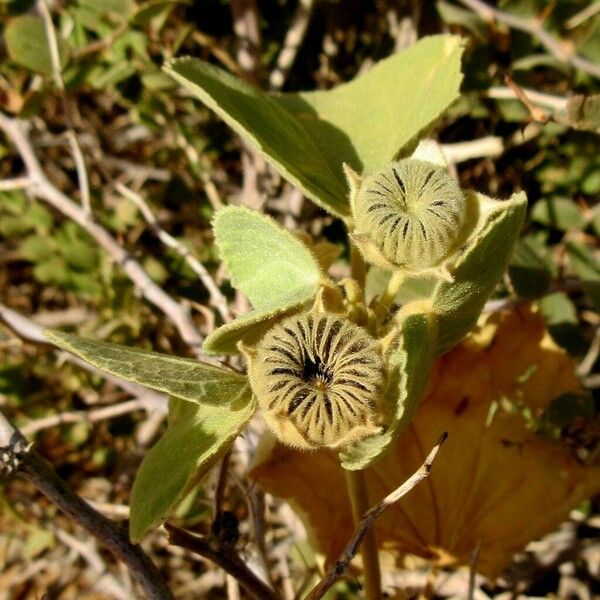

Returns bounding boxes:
[304,432,449,600]
[0,410,174,600]
[0,112,208,358]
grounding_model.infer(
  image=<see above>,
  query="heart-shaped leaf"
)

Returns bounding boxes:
[130,393,255,541]
[45,330,247,405]
[165,35,464,216]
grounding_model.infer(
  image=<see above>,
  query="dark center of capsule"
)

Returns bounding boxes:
[302,356,334,389]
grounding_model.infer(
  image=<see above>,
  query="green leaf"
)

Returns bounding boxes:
[339,311,437,470]
[19,235,59,262]
[165,35,464,216]
[44,330,248,405]
[565,241,600,312]
[433,191,528,353]
[77,0,135,21]
[508,237,552,298]
[531,197,584,231]
[213,206,323,309]
[5,15,69,76]
[436,0,487,41]
[539,292,586,356]
[204,206,323,354]
[130,392,255,541]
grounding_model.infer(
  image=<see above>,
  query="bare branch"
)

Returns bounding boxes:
[116,182,232,324]
[39,0,91,216]
[167,524,281,600]
[0,176,32,191]
[0,410,174,600]
[0,112,206,356]
[66,130,92,215]
[269,0,315,90]
[458,0,600,80]
[305,432,448,600]
[485,85,568,113]
[230,0,262,84]
[20,398,163,437]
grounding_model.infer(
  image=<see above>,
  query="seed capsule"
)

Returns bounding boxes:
[353,159,467,270]
[248,312,384,449]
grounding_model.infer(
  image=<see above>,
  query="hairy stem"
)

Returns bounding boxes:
[374,270,406,323]
[350,240,367,291]
[344,469,381,600]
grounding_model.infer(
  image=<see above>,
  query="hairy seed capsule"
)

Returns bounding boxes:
[249,313,384,449]
[354,159,467,270]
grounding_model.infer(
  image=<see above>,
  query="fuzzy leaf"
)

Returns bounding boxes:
[204,207,323,354]
[130,393,255,541]
[339,311,437,470]
[251,308,600,578]
[44,330,247,405]
[433,191,527,353]
[165,36,464,216]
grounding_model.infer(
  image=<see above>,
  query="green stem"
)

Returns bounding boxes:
[344,469,381,600]
[374,270,405,323]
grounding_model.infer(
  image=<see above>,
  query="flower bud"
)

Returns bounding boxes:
[352,159,467,270]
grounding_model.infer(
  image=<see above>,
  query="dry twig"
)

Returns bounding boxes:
[458,0,600,80]
[305,432,448,600]
[0,410,174,600]
[0,112,206,356]
[269,0,315,90]
[39,0,92,216]
[116,182,232,324]
[167,524,280,600]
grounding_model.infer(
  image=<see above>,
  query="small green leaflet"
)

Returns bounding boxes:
[165,35,464,217]
[45,330,248,405]
[204,207,323,354]
[204,293,309,355]
[130,394,255,541]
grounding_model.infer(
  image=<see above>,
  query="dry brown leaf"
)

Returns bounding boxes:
[251,306,600,578]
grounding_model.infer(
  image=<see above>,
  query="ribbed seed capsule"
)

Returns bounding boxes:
[354,159,466,270]
[249,313,384,449]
